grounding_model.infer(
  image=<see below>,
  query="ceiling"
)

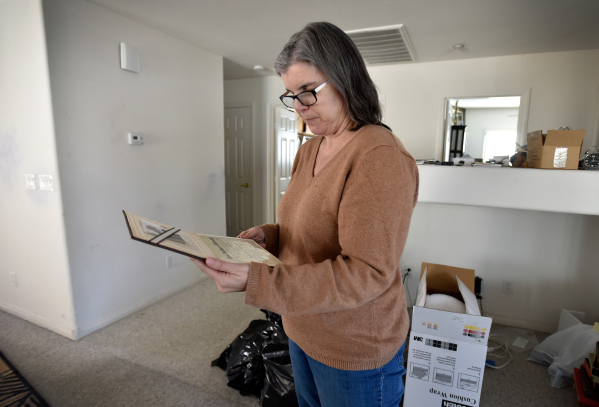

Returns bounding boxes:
[88,0,599,80]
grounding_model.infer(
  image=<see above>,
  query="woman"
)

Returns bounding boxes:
[192,22,419,407]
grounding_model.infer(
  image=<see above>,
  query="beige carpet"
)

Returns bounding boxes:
[0,277,581,406]
[0,277,263,407]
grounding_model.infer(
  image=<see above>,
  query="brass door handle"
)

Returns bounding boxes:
[240,183,249,188]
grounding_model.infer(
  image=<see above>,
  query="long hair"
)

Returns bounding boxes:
[275,22,390,132]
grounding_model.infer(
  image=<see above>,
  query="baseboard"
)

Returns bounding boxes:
[74,278,203,340]
[485,313,556,333]
[0,301,76,339]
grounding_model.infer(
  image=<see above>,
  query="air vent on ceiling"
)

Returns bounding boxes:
[345,24,416,65]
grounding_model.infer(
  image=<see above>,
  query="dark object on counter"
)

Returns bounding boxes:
[581,146,599,170]
[449,125,467,159]
[212,310,297,406]
[434,161,454,165]
[510,151,528,168]
[261,342,299,407]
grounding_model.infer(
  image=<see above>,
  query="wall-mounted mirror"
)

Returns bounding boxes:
[436,90,530,162]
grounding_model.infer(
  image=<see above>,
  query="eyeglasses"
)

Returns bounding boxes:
[279,80,330,109]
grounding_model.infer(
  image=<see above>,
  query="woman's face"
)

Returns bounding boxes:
[281,62,350,136]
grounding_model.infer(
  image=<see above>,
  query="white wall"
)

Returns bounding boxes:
[402,204,599,333]
[224,76,285,225]
[464,108,519,158]
[41,0,225,338]
[368,50,599,160]
[0,0,76,337]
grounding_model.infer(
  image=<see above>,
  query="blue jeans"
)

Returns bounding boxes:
[288,339,406,407]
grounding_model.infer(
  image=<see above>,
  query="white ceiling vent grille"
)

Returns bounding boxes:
[345,24,416,65]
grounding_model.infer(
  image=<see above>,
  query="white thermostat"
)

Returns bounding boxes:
[128,132,144,145]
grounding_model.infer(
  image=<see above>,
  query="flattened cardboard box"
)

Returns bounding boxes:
[527,129,585,170]
[403,263,492,407]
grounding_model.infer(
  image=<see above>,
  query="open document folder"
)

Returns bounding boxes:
[123,211,281,267]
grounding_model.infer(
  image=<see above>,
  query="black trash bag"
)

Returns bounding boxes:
[212,310,288,398]
[262,309,283,327]
[261,342,299,407]
[211,343,231,371]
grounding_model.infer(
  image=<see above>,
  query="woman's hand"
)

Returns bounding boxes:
[237,227,266,248]
[190,257,250,292]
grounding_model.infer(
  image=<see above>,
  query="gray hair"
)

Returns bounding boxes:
[275,22,390,132]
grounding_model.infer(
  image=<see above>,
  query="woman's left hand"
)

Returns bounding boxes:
[190,257,250,293]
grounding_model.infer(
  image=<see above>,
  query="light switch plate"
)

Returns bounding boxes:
[39,175,54,191]
[25,174,36,189]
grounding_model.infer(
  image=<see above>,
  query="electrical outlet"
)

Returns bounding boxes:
[10,271,17,286]
[502,279,513,294]
[165,255,172,269]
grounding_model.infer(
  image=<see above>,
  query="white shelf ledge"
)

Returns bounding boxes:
[417,165,599,216]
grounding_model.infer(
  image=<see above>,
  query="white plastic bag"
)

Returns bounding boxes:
[492,327,539,353]
[528,324,599,388]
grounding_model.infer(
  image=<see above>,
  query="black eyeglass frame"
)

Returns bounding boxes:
[279,80,330,109]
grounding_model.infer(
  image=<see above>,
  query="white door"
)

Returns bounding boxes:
[225,107,252,237]
[274,107,298,222]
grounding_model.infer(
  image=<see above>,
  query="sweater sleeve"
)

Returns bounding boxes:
[244,146,418,315]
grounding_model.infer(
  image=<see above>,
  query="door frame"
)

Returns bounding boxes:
[266,103,279,224]
[266,103,301,224]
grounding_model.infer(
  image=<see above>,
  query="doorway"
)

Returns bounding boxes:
[224,107,253,237]
[273,107,299,222]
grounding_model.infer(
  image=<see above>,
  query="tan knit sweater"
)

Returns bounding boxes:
[244,125,419,371]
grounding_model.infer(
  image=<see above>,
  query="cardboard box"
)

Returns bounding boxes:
[403,263,492,407]
[526,129,585,169]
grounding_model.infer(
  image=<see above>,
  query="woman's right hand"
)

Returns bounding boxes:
[237,227,266,248]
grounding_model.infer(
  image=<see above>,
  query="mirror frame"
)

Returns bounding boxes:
[434,89,531,161]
